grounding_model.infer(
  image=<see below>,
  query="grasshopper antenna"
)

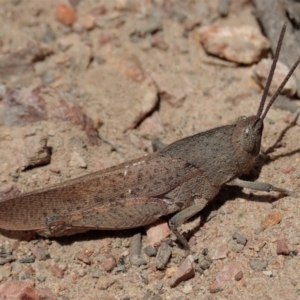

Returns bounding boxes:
[261,56,300,120]
[256,22,300,121]
[256,22,286,118]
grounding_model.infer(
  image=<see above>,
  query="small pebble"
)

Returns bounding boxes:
[0,265,12,279]
[214,262,242,290]
[229,240,245,253]
[165,266,177,278]
[182,282,193,294]
[249,259,268,271]
[91,270,102,278]
[145,219,171,247]
[218,0,230,17]
[129,233,147,267]
[50,264,64,278]
[118,255,126,266]
[57,35,77,51]
[69,151,87,168]
[209,285,223,294]
[11,173,19,181]
[263,270,273,277]
[102,255,117,272]
[144,245,157,257]
[19,255,35,264]
[72,21,84,34]
[261,210,282,229]
[156,243,172,270]
[77,268,86,277]
[232,232,247,245]
[139,112,165,140]
[97,275,115,290]
[98,33,112,46]
[58,262,67,272]
[234,270,243,281]
[83,14,96,30]
[23,265,35,277]
[290,250,298,257]
[0,256,15,265]
[56,3,77,26]
[195,254,212,274]
[112,265,125,275]
[276,238,290,255]
[49,165,61,174]
[0,183,13,194]
[198,25,270,64]
[212,244,229,260]
[269,255,285,270]
[0,281,56,299]
[202,248,209,256]
[11,261,23,275]
[31,245,49,261]
[250,241,266,252]
[169,255,195,288]
[140,270,149,285]
[41,72,55,84]
[76,249,92,265]
[51,255,60,263]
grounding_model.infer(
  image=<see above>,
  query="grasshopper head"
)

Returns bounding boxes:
[236,116,264,156]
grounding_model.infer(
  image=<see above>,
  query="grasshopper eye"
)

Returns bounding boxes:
[241,125,255,152]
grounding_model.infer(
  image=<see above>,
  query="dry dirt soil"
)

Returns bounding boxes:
[0,0,300,299]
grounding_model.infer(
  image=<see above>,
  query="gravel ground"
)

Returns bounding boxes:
[0,1,300,299]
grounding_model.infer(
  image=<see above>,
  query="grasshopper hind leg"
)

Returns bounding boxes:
[42,197,173,237]
[169,198,208,250]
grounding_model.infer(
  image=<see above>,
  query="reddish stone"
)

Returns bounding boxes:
[211,262,242,291]
[102,255,117,272]
[50,265,64,278]
[261,210,282,229]
[76,249,92,265]
[198,25,270,64]
[31,245,48,261]
[145,218,171,247]
[234,270,243,281]
[0,280,56,300]
[277,238,290,255]
[56,4,77,26]
[212,244,229,260]
[169,255,195,288]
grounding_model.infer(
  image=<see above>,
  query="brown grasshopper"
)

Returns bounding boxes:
[0,23,299,250]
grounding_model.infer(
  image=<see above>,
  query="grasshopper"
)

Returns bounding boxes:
[0,23,298,250]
